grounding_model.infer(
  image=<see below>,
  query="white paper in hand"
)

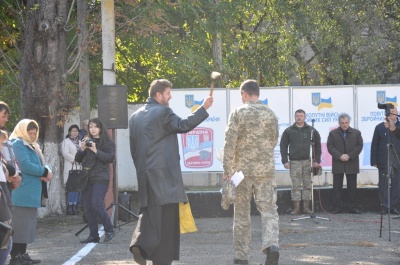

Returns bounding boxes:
[231,171,244,186]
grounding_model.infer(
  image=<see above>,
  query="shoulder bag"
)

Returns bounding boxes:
[65,162,89,192]
[0,221,13,249]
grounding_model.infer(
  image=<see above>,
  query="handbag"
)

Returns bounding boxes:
[65,163,89,192]
[179,201,197,234]
[0,221,13,249]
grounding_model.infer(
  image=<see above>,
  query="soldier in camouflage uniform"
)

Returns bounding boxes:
[280,109,321,215]
[223,80,279,265]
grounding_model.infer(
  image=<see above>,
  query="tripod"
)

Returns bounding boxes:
[75,201,138,237]
[75,129,138,238]
[379,113,400,241]
[292,119,330,223]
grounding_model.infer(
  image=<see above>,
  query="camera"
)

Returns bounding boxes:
[85,138,94,147]
[377,103,394,116]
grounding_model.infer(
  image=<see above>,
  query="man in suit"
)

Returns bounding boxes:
[327,113,363,214]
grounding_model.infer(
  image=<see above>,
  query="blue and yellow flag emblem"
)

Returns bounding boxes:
[260,98,269,106]
[377,91,398,107]
[312,93,333,111]
[185,95,203,112]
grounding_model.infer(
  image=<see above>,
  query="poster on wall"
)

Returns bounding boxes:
[357,85,400,169]
[229,87,290,170]
[292,86,355,170]
[169,88,227,172]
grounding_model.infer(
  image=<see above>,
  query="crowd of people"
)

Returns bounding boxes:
[0,80,399,265]
[0,100,115,265]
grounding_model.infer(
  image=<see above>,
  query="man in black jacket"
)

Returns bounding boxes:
[371,107,400,215]
[280,109,321,215]
[129,79,213,265]
[385,110,400,140]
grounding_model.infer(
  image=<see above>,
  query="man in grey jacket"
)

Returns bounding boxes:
[129,79,213,265]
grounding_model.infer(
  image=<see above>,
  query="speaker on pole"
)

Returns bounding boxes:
[97,85,128,129]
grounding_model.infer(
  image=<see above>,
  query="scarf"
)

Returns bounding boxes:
[9,119,45,166]
[69,135,80,152]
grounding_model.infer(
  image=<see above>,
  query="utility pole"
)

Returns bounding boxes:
[101,0,116,85]
[101,0,118,222]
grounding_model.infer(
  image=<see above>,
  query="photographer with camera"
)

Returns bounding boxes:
[75,118,115,244]
[384,106,400,140]
[371,107,400,215]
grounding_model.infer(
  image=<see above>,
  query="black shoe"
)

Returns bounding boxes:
[21,253,40,264]
[131,246,146,265]
[9,254,33,265]
[103,232,114,242]
[265,245,279,265]
[390,208,400,215]
[332,208,341,214]
[349,208,362,214]
[233,258,249,264]
[80,236,100,243]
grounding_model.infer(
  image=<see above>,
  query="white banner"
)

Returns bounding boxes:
[357,85,400,169]
[292,86,355,170]
[169,88,227,172]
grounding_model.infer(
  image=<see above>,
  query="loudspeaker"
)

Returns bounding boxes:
[97,85,128,129]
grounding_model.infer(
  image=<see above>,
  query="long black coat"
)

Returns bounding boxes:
[129,98,209,208]
[327,126,363,174]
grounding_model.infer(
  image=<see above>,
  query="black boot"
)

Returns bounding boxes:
[9,254,33,265]
[66,205,73,215]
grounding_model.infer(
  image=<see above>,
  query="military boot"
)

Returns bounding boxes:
[303,200,312,214]
[290,201,300,215]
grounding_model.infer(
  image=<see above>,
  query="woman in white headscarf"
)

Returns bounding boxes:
[9,119,53,265]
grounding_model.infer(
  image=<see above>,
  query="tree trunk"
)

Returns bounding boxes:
[77,0,91,122]
[19,0,68,216]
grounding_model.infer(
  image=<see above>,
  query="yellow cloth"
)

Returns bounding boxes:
[9,119,39,144]
[179,202,197,234]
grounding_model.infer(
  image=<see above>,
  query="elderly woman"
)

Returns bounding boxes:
[62,124,81,215]
[9,119,53,265]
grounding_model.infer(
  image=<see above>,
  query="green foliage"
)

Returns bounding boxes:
[1,0,400,112]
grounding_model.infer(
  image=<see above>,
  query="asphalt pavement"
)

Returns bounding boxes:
[11,210,400,265]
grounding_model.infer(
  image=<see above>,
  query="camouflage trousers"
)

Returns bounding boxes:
[233,176,279,260]
[290,160,312,201]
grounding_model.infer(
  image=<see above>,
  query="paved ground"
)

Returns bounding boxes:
[8,211,400,265]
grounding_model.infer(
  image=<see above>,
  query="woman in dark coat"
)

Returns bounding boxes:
[75,118,115,243]
[327,113,363,214]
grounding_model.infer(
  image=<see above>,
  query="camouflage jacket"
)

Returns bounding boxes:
[223,100,278,177]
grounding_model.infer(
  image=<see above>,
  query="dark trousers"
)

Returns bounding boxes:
[332,173,358,211]
[10,242,26,257]
[130,203,179,265]
[82,183,114,239]
[378,167,400,210]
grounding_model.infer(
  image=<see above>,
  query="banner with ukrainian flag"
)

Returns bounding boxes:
[357,85,400,170]
[292,86,355,169]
